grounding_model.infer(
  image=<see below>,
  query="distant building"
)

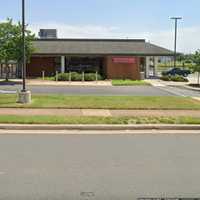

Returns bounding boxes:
[0,32,174,80]
[38,29,57,39]
[26,38,173,79]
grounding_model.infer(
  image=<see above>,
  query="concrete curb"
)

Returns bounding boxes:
[27,84,113,87]
[182,85,200,92]
[0,124,200,131]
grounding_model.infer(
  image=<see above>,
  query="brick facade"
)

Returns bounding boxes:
[27,56,141,80]
[105,56,141,80]
[27,57,56,77]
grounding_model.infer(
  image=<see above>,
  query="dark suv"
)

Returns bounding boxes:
[162,67,191,77]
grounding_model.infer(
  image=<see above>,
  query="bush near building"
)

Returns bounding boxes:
[160,75,188,82]
[84,73,103,81]
[56,72,103,81]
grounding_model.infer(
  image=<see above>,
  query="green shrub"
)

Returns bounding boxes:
[171,75,188,82]
[57,73,70,81]
[160,75,188,82]
[56,72,103,81]
[45,77,55,81]
[160,75,171,81]
[84,73,103,81]
[70,72,82,81]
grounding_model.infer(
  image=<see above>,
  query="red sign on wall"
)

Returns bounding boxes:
[112,57,136,64]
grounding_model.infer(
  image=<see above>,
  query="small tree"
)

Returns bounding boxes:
[0,18,35,81]
[192,50,200,86]
[0,19,16,81]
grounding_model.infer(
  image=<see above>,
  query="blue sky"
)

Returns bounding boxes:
[0,0,200,53]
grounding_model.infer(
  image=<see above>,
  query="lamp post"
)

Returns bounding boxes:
[17,0,31,104]
[22,0,26,92]
[170,17,182,68]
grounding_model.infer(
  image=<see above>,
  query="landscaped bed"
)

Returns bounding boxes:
[38,72,104,82]
[0,115,200,124]
[160,75,188,82]
[1,94,200,110]
[112,79,150,86]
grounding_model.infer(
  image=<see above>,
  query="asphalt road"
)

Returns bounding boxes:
[0,84,187,96]
[0,133,200,200]
[157,85,200,97]
[0,85,172,96]
[0,84,200,96]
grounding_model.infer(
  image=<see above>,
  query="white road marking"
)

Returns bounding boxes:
[157,86,186,97]
[0,90,16,94]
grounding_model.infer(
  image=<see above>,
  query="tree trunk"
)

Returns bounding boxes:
[198,72,200,86]
[5,61,9,82]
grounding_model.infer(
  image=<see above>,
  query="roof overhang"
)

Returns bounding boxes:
[32,38,174,56]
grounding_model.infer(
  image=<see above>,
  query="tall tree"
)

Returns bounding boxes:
[0,18,35,81]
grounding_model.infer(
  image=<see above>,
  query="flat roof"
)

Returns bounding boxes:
[33,38,174,56]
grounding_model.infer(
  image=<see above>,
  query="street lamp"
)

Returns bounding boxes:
[22,0,26,92]
[17,0,31,104]
[170,17,182,68]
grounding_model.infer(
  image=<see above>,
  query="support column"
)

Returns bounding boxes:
[61,56,65,73]
[154,56,159,77]
[145,57,150,79]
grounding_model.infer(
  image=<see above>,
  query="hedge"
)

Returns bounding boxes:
[56,72,103,81]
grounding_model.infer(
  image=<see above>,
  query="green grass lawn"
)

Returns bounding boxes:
[0,115,200,124]
[112,79,150,86]
[1,94,200,110]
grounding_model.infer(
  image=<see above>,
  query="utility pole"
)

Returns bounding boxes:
[17,0,31,104]
[22,0,26,92]
[170,17,182,68]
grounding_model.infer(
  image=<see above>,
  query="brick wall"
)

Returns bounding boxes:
[105,56,141,80]
[27,56,141,79]
[27,57,56,77]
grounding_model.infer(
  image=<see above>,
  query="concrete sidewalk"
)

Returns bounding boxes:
[0,79,112,86]
[1,108,200,117]
[27,79,112,86]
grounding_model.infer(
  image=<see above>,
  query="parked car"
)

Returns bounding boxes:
[162,67,191,77]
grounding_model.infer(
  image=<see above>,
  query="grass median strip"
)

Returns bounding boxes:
[112,79,150,86]
[0,94,200,110]
[0,115,200,124]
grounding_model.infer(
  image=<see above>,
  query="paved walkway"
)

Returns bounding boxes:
[146,73,199,87]
[0,79,112,86]
[145,79,187,87]
[1,108,200,117]
[27,80,113,86]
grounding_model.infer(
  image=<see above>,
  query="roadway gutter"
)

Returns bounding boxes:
[0,124,200,131]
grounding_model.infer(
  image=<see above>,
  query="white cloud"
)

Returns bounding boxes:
[30,22,120,38]
[29,22,200,54]
[136,27,200,54]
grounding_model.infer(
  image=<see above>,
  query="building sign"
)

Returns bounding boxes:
[112,57,136,64]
